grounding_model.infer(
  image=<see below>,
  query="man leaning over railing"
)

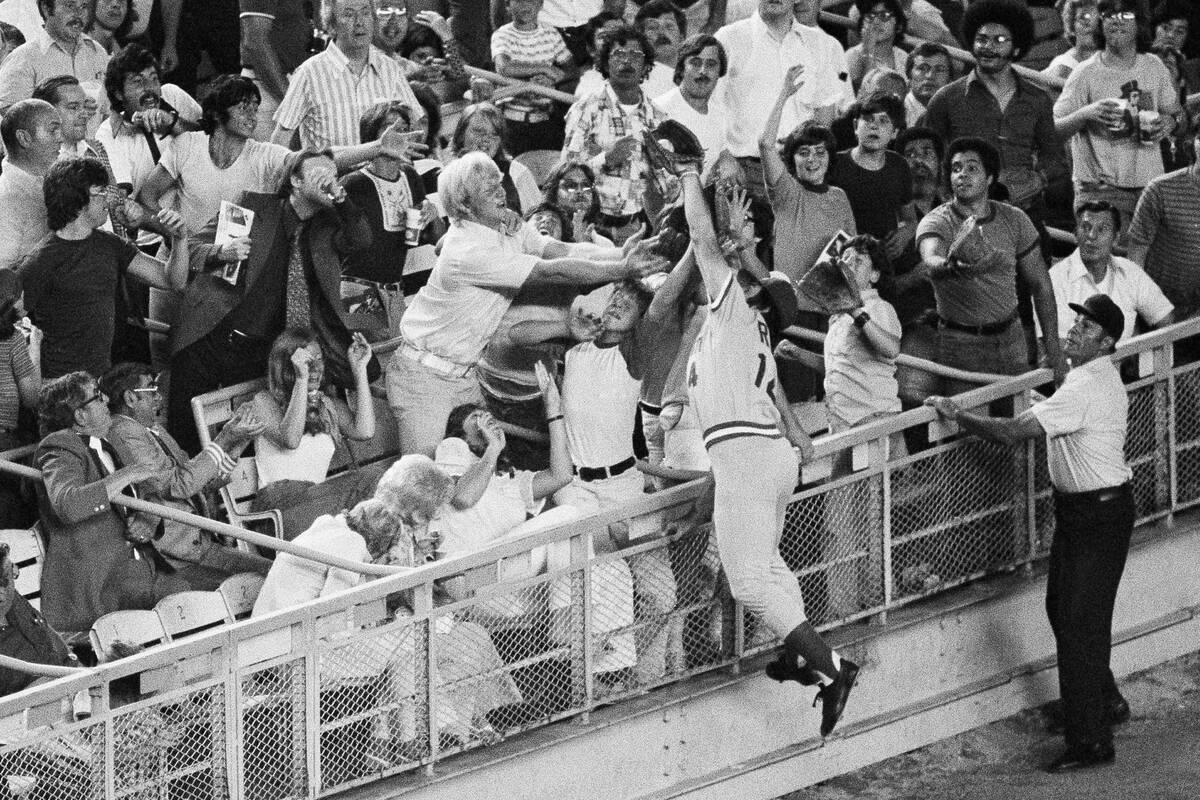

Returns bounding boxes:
[926,293,1134,775]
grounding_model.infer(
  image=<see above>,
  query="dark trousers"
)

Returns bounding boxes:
[1046,484,1134,750]
[166,327,272,456]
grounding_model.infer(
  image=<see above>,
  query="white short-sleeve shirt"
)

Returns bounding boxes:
[160,132,295,231]
[1029,355,1131,493]
[653,87,727,173]
[399,219,549,365]
[1042,251,1174,342]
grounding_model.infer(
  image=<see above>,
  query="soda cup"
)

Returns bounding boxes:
[405,207,422,246]
[1138,109,1160,144]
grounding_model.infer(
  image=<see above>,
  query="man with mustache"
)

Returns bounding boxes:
[562,23,666,243]
[919,0,1064,231]
[634,0,686,99]
[0,0,110,115]
[652,33,727,174]
[95,43,200,255]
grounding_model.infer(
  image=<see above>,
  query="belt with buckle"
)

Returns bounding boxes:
[398,342,474,379]
[639,400,662,416]
[575,456,636,482]
[936,312,1017,337]
[345,276,403,293]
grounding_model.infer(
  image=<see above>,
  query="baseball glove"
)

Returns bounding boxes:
[642,119,706,175]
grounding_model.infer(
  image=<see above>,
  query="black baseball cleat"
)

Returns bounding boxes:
[813,659,859,736]
[765,654,820,685]
[1044,741,1115,773]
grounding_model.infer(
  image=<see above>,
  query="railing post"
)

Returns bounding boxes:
[1156,341,1176,513]
[878,433,893,625]
[1011,390,1033,572]
[412,582,438,776]
[574,529,594,721]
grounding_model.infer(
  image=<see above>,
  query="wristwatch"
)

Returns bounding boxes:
[853,310,870,328]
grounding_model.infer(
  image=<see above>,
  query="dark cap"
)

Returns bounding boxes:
[759,271,800,331]
[1068,293,1123,343]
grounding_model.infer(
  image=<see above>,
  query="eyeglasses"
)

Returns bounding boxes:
[375,8,407,19]
[88,187,108,199]
[609,49,646,64]
[1101,11,1137,22]
[560,180,593,192]
[864,10,895,22]
[77,390,106,411]
[974,33,1012,46]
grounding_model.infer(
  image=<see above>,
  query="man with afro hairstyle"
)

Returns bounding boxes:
[919,0,1065,220]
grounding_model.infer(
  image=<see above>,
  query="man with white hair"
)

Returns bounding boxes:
[387,151,670,457]
[272,0,421,150]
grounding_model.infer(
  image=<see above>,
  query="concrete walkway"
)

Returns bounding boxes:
[784,651,1200,800]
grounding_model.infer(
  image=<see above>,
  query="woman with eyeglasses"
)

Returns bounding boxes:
[248,327,385,540]
[538,161,603,243]
[1054,0,1182,241]
[1044,0,1101,81]
[846,0,909,89]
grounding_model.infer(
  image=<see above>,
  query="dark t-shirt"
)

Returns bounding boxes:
[827,149,912,240]
[19,231,140,380]
[340,166,427,285]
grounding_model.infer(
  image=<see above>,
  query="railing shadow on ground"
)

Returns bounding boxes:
[0,317,1197,799]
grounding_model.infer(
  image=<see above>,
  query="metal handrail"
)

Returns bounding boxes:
[0,458,408,577]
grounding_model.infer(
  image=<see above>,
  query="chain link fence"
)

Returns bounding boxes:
[1,324,1197,798]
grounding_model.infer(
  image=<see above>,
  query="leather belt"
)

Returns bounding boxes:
[1054,482,1130,504]
[345,275,403,293]
[575,456,636,482]
[638,400,662,416]
[936,312,1017,337]
[397,342,474,379]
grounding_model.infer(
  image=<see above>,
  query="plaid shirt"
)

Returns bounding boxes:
[562,82,665,217]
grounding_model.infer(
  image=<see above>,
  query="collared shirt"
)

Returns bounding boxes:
[824,289,901,427]
[915,199,1041,326]
[400,219,550,365]
[1030,354,1131,493]
[715,15,853,157]
[0,158,47,272]
[94,84,203,193]
[904,92,926,128]
[920,70,1065,208]
[562,82,666,217]
[1042,250,1173,342]
[274,41,421,150]
[0,27,109,112]
[538,0,601,29]
[653,87,727,173]
[1127,167,1200,315]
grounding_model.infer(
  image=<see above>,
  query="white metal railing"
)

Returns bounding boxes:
[1,317,1198,799]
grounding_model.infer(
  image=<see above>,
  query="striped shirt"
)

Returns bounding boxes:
[275,41,421,150]
[687,272,782,450]
[562,82,666,217]
[490,23,570,67]
[1127,168,1200,316]
[0,332,34,431]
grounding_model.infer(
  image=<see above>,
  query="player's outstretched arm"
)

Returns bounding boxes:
[681,171,732,296]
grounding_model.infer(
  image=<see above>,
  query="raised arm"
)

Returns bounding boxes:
[531,361,572,499]
[339,333,376,441]
[759,63,806,187]
[125,211,191,291]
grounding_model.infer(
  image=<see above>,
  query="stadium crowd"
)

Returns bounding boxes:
[1,0,1200,766]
